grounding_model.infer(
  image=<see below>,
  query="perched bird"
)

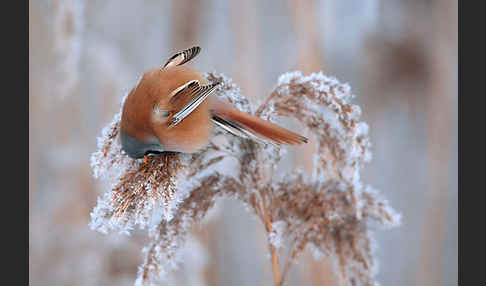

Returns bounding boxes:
[120,46,308,159]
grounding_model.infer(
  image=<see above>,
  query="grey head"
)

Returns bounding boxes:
[120,132,165,159]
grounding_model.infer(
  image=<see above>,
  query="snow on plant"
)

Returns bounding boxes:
[90,71,400,286]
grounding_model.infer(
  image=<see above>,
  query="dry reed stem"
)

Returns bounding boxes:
[260,188,280,285]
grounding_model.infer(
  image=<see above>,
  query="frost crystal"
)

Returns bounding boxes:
[90,71,399,286]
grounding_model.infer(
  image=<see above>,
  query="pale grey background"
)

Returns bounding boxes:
[29,0,457,285]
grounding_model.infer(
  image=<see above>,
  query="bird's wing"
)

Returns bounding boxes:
[210,98,308,145]
[162,46,201,69]
[167,80,220,127]
[211,115,270,145]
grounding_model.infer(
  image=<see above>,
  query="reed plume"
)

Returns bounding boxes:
[90,71,400,286]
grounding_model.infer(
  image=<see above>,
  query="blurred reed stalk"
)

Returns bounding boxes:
[230,0,264,105]
[418,0,457,285]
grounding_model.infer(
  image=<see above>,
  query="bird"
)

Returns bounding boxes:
[120,46,308,160]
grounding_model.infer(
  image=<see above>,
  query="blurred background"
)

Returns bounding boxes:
[29,0,457,285]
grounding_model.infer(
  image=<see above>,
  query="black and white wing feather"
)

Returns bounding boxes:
[162,46,201,69]
[167,80,220,127]
[211,116,272,145]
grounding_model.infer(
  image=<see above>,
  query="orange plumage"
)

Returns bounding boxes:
[120,47,307,159]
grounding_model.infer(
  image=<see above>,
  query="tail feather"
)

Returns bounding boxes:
[210,98,308,145]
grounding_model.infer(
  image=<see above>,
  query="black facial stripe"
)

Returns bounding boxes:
[120,132,164,159]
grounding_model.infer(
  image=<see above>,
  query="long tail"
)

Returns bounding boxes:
[210,98,308,145]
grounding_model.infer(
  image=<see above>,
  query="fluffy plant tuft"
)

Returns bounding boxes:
[90,71,400,286]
